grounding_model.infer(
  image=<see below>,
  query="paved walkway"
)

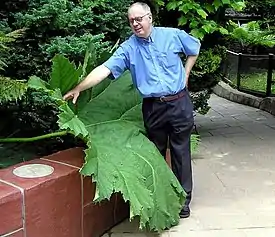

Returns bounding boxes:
[106,94,275,237]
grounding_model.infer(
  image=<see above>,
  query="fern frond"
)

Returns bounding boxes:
[0,29,25,49]
[5,28,26,41]
[0,60,7,71]
[0,29,25,71]
[0,77,27,103]
[229,20,275,48]
[0,32,16,45]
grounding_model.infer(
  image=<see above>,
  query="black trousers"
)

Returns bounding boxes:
[142,89,194,205]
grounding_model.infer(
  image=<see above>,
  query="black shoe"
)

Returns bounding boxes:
[179,205,190,218]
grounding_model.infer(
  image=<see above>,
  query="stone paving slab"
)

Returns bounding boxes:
[107,94,275,237]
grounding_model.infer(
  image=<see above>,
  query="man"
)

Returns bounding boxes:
[63,2,200,218]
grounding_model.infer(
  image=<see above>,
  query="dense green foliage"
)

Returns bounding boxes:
[189,46,227,92]
[0,0,133,159]
[0,0,132,80]
[0,29,25,70]
[156,0,245,40]
[191,46,227,114]
[228,21,275,51]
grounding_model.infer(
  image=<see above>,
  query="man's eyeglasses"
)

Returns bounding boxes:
[129,13,150,24]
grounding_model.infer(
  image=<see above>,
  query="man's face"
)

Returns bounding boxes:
[128,5,152,38]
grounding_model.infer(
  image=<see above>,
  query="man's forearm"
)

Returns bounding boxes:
[185,55,198,77]
[75,64,111,92]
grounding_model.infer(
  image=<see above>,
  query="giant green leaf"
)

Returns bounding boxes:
[60,72,185,230]
[58,103,89,138]
[49,54,83,95]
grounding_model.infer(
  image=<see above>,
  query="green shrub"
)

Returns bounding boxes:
[155,0,245,40]
[190,90,211,115]
[1,0,132,80]
[42,33,110,67]
[186,46,226,114]
[189,46,226,92]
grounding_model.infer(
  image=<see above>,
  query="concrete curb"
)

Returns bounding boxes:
[213,81,275,116]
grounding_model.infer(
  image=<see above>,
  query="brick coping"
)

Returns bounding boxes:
[0,147,129,237]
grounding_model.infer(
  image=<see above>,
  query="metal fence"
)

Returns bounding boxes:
[222,50,275,97]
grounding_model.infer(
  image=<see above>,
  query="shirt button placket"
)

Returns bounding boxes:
[151,43,165,94]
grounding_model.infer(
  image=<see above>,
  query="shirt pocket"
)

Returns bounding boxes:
[158,51,179,69]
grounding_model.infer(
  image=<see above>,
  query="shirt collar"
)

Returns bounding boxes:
[149,26,156,42]
[135,26,155,43]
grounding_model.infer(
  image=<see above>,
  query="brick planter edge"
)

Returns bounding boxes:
[0,147,129,237]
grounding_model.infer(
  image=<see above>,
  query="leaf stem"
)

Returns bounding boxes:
[0,131,69,143]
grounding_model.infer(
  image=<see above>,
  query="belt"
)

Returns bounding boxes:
[145,90,185,102]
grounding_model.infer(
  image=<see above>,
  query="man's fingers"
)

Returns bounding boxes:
[63,91,79,104]
[63,92,75,101]
[72,93,79,104]
[63,93,71,100]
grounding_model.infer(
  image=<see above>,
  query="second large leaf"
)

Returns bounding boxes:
[60,71,186,231]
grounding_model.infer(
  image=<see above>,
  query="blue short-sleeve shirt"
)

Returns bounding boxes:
[103,27,201,98]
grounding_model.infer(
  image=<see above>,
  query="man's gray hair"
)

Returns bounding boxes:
[128,2,152,13]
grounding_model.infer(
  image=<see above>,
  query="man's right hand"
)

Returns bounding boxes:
[63,88,80,104]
